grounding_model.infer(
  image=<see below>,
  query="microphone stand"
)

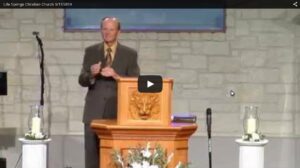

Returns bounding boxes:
[33,32,44,107]
[206,108,212,168]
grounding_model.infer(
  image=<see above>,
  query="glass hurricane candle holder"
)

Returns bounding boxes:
[27,104,44,138]
[243,105,259,135]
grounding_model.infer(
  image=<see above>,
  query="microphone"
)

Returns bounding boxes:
[32,31,39,36]
[206,108,212,138]
[32,31,43,47]
[206,108,212,168]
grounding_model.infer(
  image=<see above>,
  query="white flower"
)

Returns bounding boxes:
[142,161,150,168]
[35,132,44,139]
[242,134,249,140]
[146,142,150,150]
[141,142,152,158]
[167,152,174,164]
[251,133,260,141]
[149,165,159,168]
[141,149,152,158]
[175,161,183,168]
[116,154,124,167]
[131,162,142,168]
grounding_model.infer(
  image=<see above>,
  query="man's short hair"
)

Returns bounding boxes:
[100,17,121,30]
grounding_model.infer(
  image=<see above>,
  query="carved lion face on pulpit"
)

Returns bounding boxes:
[129,91,160,120]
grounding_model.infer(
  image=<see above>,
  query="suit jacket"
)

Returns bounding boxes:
[79,42,140,123]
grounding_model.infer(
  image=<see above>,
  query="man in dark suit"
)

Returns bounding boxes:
[78,17,140,168]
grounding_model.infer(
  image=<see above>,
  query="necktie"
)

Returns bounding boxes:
[106,48,112,66]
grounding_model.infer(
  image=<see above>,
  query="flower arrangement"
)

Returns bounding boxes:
[242,132,265,142]
[24,131,47,140]
[112,142,189,168]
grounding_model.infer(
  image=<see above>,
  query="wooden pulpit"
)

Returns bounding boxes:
[91,77,197,168]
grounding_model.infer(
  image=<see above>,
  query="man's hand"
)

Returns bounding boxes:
[90,62,101,77]
[101,66,120,79]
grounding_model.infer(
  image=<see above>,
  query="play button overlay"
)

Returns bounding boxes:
[147,81,154,88]
[138,75,162,93]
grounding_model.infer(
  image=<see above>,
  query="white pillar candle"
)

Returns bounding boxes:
[32,116,41,135]
[246,117,257,134]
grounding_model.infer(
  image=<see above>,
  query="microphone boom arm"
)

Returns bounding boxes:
[33,31,45,106]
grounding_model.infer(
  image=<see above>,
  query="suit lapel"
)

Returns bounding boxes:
[111,43,122,70]
[98,42,105,64]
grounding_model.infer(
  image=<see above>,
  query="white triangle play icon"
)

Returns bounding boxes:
[147,81,154,88]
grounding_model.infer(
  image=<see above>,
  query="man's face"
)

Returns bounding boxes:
[101,19,120,44]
